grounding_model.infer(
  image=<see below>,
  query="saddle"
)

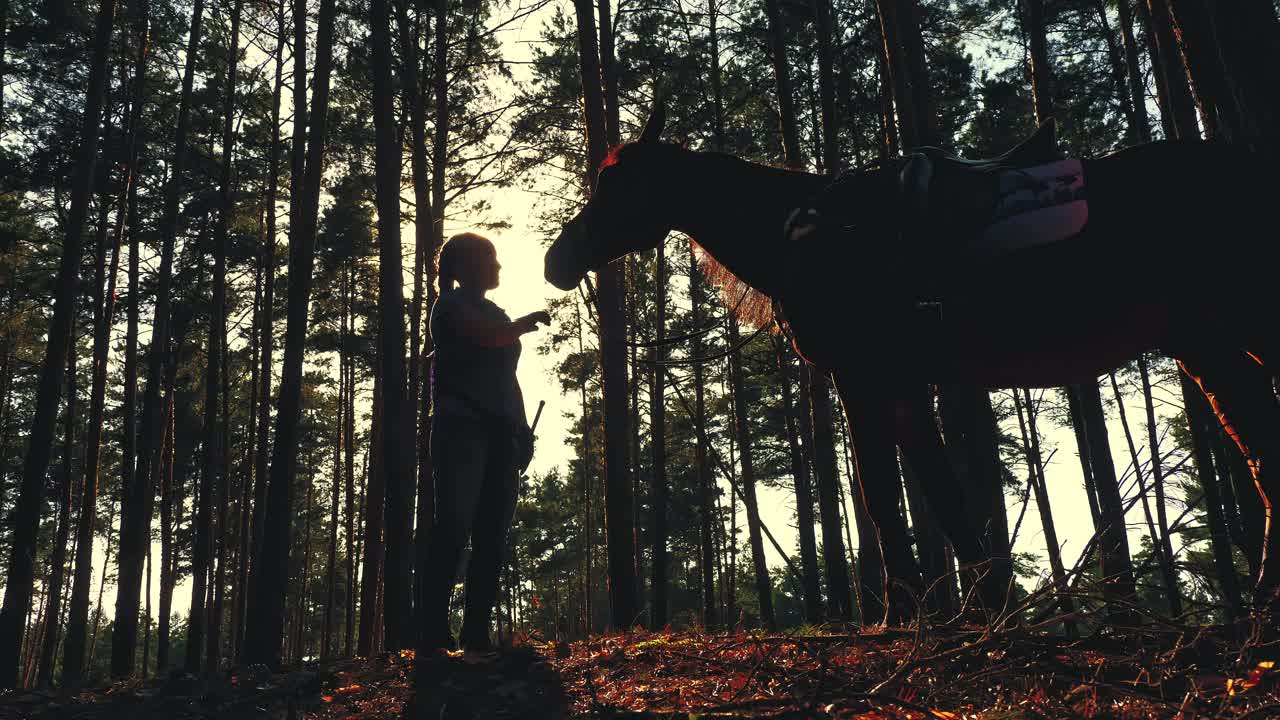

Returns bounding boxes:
[783,120,1085,305]
[899,118,1063,250]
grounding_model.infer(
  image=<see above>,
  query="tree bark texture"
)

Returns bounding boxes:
[649,245,669,627]
[0,0,117,687]
[774,340,822,622]
[371,0,414,646]
[63,0,148,677]
[111,0,204,677]
[808,371,854,622]
[246,0,338,668]
[572,0,637,629]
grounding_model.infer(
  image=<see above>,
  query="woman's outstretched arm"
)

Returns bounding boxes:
[449,305,551,347]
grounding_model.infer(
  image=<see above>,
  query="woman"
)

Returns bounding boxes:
[420,232,550,653]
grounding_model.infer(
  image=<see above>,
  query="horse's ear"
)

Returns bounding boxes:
[639,97,667,144]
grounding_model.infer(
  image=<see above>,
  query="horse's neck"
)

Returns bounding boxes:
[667,152,826,295]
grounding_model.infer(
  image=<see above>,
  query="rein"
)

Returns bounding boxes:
[636,321,769,367]
[630,287,751,349]
[576,275,767,367]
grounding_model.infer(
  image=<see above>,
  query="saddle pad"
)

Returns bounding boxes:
[969,158,1087,257]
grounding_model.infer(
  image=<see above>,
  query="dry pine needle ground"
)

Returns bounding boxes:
[2,622,1277,719]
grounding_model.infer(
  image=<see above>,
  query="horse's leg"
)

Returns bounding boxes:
[829,370,923,625]
[1175,345,1280,611]
[898,385,1012,616]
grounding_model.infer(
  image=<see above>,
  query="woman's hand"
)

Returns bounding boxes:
[518,311,552,333]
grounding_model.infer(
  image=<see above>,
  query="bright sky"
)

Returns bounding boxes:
[68,0,1200,648]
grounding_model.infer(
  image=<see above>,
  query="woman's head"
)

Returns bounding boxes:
[439,232,500,292]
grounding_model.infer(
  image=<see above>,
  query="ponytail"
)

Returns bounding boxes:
[438,252,457,292]
[437,232,489,293]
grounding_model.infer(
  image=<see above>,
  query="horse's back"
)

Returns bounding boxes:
[1086,139,1277,356]
[1085,140,1267,266]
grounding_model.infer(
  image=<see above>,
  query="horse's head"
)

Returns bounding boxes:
[545,104,675,290]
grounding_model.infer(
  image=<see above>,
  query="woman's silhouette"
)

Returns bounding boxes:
[419,232,550,652]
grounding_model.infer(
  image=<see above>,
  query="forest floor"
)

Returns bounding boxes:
[3,621,1279,719]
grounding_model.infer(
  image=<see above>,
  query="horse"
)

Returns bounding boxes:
[544,103,1280,624]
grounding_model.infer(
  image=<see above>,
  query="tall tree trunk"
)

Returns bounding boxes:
[358,371,385,656]
[296,463,314,664]
[599,0,620,145]
[897,0,938,146]
[936,385,1013,612]
[899,455,955,618]
[65,32,146,688]
[87,499,118,671]
[160,259,205,672]
[808,371,854,621]
[344,268,356,656]
[774,339,822,622]
[112,0,205,677]
[1072,382,1139,621]
[141,543,152,676]
[246,0,337,668]
[811,0,839,173]
[422,0,448,607]
[876,0,915,150]
[156,390,175,673]
[686,245,717,630]
[1116,0,1152,143]
[188,428,212,673]
[1144,0,1200,138]
[1020,0,1055,123]
[761,0,803,167]
[370,0,412,648]
[1014,389,1077,636]
[0,0,8,132]
[649,245,669,628]
[700,0,767,631]
[0,0,117,687]
[23,589,46,686]
[1132,0,1176,138]
[1161,1,1227,141]
[576,304,593,634]
[1093,0,1140,139]
[394,0,429,642]
[1138,355,1182,612]
[0,341,12,546]
[251,0,288,623]
[844,440,884,624]
[876,0,938,147]
[1180,374,1244,621]
[38,332,77,688]
[1065,389,1103,526]
[725,320,774,629]
[190,0,242,674]
[626,200,643,603]
[233,213,265,663]
[209,320,232,672]
[322,353,341,660]
[1109,371,1182,616]
[572,0,636,629]
[1216,427,1265,577]
[1174,0,1280,143]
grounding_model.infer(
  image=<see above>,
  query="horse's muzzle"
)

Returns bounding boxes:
[545,211,590,291]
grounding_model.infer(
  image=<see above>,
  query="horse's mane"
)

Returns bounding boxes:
[693,240,777,331]
[611,142,793,331]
